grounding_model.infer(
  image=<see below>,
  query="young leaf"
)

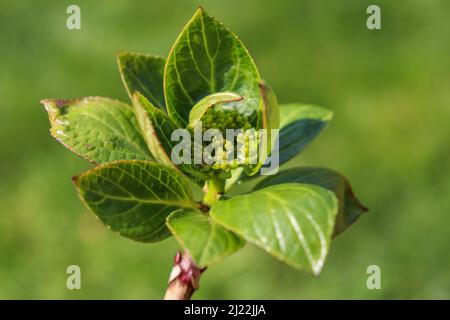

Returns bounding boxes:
[254,167,368,237]
[224,167,244,192]
[41,97,153,164]
[132,92,208,183]
[73,160,198,243]
[260,82,280,135]
[132,92,179,168]
[164,7,261,127]
[167,209,245,267]
[210,183,338,275]
[278,104,333,164]
[188,92,243,125]
[244,81,280,176]
[116,52,166,108]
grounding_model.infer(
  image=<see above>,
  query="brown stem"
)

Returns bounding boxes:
[164,251,205,300]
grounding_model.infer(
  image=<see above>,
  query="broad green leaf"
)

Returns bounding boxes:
[73,160,197,243]
[245,81,280,176]
[132,92,208,183]
[116,52,166,108]
[188,92,243,125]
[211,183,338,274]
[167,209,245,267]
[278,104,333,164]
[41,97,153,164]
[164,7,261,127]
[254,167,368,237]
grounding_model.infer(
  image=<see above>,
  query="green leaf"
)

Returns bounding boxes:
[211,183,338,274]
[278,104,333,164]
[244,81,280,176]
[260,81,280,133]
[167,209,245,267]
[132,92,179,168]
[254,167,368,237]
[224,167,244,192]
[116,52,166,108]
[132,92,208,183]
[164,7,261,127]
[41,97,153,164]
[73,160,197,243]
[188,92,243,125]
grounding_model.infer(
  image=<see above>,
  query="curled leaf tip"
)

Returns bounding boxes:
[230,94,244,102]
[71,175,80,186]
[257,81,267,90]
[132,90,145,100]
[39,98,49,105]
[41,98,77,108]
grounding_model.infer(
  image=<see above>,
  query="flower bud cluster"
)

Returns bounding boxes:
[190,107,259,179]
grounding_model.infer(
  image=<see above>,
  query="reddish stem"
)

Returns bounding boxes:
[164,251,205,300]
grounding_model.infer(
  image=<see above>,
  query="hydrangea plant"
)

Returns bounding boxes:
[41,7,367,299]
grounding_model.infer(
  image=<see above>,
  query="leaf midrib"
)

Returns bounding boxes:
[81,187,195,208]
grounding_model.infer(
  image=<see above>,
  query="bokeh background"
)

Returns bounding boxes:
[1,0,449,299]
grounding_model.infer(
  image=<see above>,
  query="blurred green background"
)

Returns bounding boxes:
[1,0,449,299]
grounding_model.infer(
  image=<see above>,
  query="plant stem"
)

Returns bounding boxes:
[164,251,204,300]
[164,179,224,300]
